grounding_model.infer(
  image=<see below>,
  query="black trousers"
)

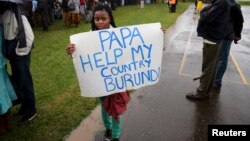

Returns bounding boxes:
[10,52,36,115]
[170,4,176,13]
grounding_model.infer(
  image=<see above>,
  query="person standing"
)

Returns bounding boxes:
[79,0,86,21]
[1,3,37,123]
[31,0,38,27]
[48,0,55,25]
[186,0,231,100]
[37,0,50,30]
[62,0,70,26]
[22,0,33,27]
[194,0,198,13]
[0,25,17,135]
[168,0,177,13]
[196,0,203,13]
[67,0,80,27]
[214,0,244,88]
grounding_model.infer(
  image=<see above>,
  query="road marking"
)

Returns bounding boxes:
[177,20,248,85]
[230,52,249,84]
[178,25,194,75]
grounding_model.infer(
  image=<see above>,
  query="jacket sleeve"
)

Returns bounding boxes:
[230,5,244,38]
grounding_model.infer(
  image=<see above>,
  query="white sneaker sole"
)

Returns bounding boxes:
[28,113,38,121]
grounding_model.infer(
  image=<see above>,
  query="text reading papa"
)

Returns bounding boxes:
[79,27,160,92]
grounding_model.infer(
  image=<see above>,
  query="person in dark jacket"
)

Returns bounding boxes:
[214,0,244,88]
[186,0,230,100]
[36,0,49,30]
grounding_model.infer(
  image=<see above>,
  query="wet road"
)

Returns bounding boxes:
[120,5,250,141]
[66,5,250,141]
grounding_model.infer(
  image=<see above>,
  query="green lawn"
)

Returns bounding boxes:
[1,3,191,141]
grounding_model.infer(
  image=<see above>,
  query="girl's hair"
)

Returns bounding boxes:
[91,3,116,31]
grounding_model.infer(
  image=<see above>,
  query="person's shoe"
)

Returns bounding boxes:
[104,129,112,141]
[186,91,209,100]
[19,112,37,124]
[212,83,221,90]
[111,138,120,141]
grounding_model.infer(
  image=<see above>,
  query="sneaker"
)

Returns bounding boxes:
[111,138,120,141]
[186,91,210,100]
[104,129,112,141]
[19,112,37,124]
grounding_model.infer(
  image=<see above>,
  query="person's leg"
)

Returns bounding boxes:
[198,42,221,94]
[111,116,122,139]
[187,42,221,99]
[63,12,68,26]
[41,10,49,31]
[10,53,37,121]
[214,39,232,87]
[173,4,176,12]
[68,12,73,27]
[99,97,112,140]
[0,115,6,135]
[100,104,112,129]
[3,110,10,131]
[75,13,80,27]
[72,13,76,26]
[170,4,173,12]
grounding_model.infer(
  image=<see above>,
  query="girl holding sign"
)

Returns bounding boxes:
[66,3,128,141]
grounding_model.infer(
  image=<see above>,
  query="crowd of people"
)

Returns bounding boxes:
[22,0,175,30]
[21,0,131,30]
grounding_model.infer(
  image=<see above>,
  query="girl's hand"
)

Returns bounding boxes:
[66,43,75,57]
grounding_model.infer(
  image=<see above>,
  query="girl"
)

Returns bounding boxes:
[66,3,123,141]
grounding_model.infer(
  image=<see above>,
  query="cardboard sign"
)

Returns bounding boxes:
[70,23,163,97]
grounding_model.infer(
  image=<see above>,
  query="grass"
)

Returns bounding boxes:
[240,1,250,5]
[0,3,191,141]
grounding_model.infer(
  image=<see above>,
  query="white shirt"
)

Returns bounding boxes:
[2,10,18,40]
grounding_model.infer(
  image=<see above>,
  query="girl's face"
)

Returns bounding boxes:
[94,10,111,30]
